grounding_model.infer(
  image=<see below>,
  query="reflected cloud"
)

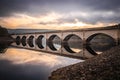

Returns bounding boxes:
[0,48,82,67]
[0,48,62,67]
[0,48,82,80]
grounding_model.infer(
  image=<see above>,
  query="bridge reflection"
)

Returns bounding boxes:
[15,33,116,54]
[11,25,120,59]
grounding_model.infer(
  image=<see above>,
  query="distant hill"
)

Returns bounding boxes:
[8,29,57,34]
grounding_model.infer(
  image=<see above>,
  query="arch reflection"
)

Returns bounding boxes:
[21,36,26,46]
[48,35,61,51]
[16,36,20,45]
[36,35,46,49]
[28,36,34,47]
[63,34,83,53]
[86,33,116,55]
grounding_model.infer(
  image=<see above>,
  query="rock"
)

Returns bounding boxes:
[49,46,120,80]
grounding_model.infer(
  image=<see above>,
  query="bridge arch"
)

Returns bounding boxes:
[27,35,34,47]
[36,35,46,49]
[16,36,21,45]
[21,36,27,46]
[48,35,61,51]
[86,33,116,55]
[63,34,83,53]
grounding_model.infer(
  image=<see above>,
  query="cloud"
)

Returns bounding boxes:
[58,10,120,24]
[0,12,117,30]
[0,12,62,29]
[0,0,28,17]
[0,0,120,17]
[0,0,119,29]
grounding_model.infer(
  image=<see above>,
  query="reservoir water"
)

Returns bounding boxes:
[0,48,82,80]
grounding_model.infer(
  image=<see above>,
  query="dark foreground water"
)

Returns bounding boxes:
[0,48,82,80]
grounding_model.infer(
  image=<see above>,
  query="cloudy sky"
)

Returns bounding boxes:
[0,0,120,29]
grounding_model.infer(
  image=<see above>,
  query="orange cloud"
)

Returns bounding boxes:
[0,12,62,29]
[0,12,117,30]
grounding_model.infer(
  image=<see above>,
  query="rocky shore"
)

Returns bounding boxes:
[49,46,120,80]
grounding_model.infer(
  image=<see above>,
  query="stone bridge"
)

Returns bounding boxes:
[11,25,120,59]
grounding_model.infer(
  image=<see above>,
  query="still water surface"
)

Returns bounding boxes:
[0,48,83,80]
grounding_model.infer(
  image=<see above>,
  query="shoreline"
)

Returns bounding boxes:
[49,46,120,80]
